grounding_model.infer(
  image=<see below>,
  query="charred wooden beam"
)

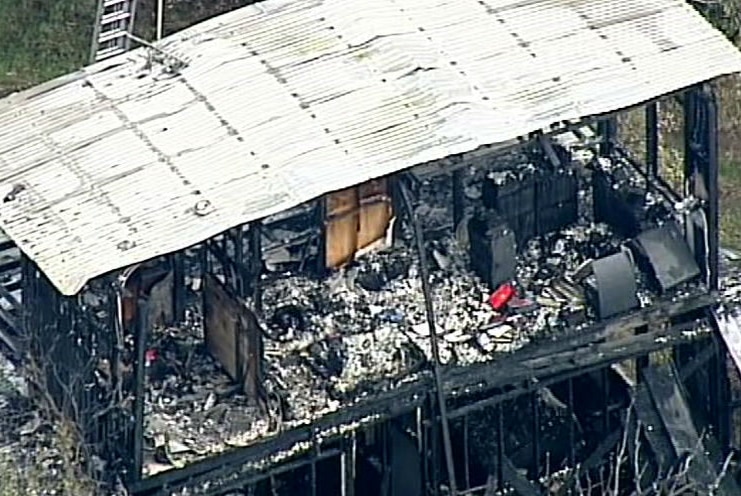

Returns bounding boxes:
[171,253,186,322]
[678,339,717,382]
[445,321,711,420]
[132,313,714,495]
[249,220,263,315]
[452,168,465,229]
[132,295,149,482]
[646,102,659,180]
[501,455,540,495]
[399,177,459,495]
[642,364,727,494]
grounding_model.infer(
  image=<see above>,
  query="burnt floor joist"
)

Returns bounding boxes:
[635,363,740,495]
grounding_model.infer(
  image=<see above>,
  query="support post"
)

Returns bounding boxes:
[200,241,210,318]
[684,84,720,290]
[131,296,149,482]
[452,169,465,230]
[704,85,720,292]
[156,0,164,41]
[315,199,327,278]
[341,434,356,496]
[399,178,458,495]
[310,431,318,496]
[597,117,617,157]
[531,392,541,480]
[234,227,245,298]
[171,252,186,323]
[602,367,611,434]
[463,415,471,490]
[567,379,576,467]
[496,403,504,492]
[646,102,659,180]
[713,335,731,451]
[249,221,263,315]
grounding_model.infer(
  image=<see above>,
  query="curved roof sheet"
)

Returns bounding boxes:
[0,0,740,295]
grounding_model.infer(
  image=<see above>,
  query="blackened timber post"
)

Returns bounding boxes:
[703,84,720,292]
[646,102,659,181]
[341,434,356,496]
[310,428,320,496]
[249,221,263,315]
[713,334,731,450]
[463,414,471,490]
[452,169,465,230]
[200,241,210,322]
[399,177,458,495]
[567,379,576,468]
[221,234,229,287]
[684,89,697,187]
[602,367,611,434]
[597,117,617,157]
[171,252,186,323]
[315,198,327,278]
[684,84,720,290]
[131,295,150,481]
[496,403,504,492]
[531,393,541,480]
[234,226,245,298]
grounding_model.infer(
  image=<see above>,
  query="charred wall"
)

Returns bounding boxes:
[203,273,263,402]
[21,255,138,482]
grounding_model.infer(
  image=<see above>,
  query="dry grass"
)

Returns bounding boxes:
[620,74,741,250]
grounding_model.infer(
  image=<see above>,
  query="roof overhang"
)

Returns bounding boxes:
[1,0,740,295]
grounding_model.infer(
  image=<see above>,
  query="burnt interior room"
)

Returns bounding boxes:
[18,86,739,496]
[6,0,741,493]
[62,87,727,494]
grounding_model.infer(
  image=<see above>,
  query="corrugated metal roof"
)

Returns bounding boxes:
[0,0,740,295]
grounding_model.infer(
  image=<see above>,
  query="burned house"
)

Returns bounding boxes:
[2,0,741,494]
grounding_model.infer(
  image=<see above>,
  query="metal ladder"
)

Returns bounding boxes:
[90,0,139,63]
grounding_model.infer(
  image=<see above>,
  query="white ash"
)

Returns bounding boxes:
[141,153,708,472]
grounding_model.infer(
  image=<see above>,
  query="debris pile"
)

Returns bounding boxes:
[140,151,711,471]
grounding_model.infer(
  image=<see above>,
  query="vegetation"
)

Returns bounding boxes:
[0,0,97,95]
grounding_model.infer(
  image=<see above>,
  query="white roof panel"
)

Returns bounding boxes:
[0,0,740,295]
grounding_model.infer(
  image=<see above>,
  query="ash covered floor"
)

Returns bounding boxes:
[140,150,712,473]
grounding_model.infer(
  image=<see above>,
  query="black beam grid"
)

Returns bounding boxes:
[130,305,714,495]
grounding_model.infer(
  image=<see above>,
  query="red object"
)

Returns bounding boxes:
[145,349,158,366]
[489,283,517,311]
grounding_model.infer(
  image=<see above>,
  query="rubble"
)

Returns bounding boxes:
[0,361,86,495]
[141,152,712,473]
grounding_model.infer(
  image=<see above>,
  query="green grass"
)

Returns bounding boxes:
[0,0,97,94]
[721,159,741,250]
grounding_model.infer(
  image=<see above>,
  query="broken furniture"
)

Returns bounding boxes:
[584,251,639,320]
[468,211,516,289]
[633,224,702,293]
